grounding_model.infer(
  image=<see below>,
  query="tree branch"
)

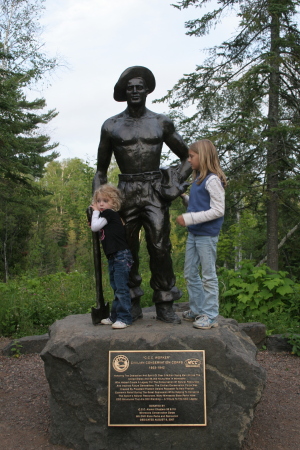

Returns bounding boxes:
[257,222,300,266]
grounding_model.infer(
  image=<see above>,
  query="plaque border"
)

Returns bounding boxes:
[108,350,206,427]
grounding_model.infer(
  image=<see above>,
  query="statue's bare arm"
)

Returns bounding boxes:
[93,121,113,192]
[161,115,192,181]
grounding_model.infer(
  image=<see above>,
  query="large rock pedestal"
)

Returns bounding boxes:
[41,312,266,450]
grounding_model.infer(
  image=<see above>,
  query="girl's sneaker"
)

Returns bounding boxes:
[112,321,130,329]
[101,317,113,325]
[182,309,198,321]
[193,314,218,330]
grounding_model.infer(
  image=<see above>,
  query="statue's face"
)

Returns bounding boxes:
[126,77,148,106]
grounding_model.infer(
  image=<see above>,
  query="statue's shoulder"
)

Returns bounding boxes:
[101,110,127,131]
[146,109,173,126]
[149,110,175,134]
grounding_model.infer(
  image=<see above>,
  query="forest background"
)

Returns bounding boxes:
[0,0,299,351]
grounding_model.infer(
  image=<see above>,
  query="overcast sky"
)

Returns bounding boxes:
[37,0,238,166]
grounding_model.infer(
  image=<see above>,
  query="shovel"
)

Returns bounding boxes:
[87,207,110,325]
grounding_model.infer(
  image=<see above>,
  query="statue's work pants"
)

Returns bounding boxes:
[118,172,181,303]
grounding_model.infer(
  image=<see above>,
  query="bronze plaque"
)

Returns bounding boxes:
[108,350,206,426]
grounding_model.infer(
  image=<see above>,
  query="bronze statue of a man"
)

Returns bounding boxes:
[93,66,191,324]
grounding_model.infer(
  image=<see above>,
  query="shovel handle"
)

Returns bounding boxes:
[86,207,105,309]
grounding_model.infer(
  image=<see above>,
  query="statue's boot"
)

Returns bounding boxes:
[155,302,181,324]
[130,287,144,322]
[131,297,143,322]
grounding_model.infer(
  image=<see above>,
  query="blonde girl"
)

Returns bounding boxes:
[90,184,133,329]
[176,140,226,329]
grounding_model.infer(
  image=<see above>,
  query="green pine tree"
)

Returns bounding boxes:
[158,0,300,271]
[0,0,60,280]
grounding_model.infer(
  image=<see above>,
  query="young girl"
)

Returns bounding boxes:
[176,139,227,329]
[90,184,133,329]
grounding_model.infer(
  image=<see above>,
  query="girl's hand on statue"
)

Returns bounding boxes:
[90,203,99,211]
[176,215,186,226]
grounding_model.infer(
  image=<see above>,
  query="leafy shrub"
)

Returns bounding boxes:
[1,262,298,339]
[0,272,99,337]
[286,331,300,356]
[218,261,300,334]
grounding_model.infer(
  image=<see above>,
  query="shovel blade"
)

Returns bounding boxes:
[91,302,110,325]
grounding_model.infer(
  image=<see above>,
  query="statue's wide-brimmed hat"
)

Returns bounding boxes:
[114,66,156,102]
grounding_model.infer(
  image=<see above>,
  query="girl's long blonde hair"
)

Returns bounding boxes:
[190,139,227,187]
[92,184,123,211]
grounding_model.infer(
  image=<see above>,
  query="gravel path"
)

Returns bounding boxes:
[0,343,299,449]
[242,351,300,450]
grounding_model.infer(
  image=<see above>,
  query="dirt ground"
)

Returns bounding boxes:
[0,337,299,450]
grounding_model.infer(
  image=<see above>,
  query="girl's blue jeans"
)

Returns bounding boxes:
[108,249,133,325]
[184,233,219,320]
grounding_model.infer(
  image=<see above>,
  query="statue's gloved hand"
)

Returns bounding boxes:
[158,166,190,202]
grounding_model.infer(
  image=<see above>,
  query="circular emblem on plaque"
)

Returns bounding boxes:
[112,355,130,372]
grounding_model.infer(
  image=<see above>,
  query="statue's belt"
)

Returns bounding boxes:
[118,171,161,182]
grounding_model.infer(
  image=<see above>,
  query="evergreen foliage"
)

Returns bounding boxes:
[0,61,58,201]
[158,0,300,271]
[0,0,59,281]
